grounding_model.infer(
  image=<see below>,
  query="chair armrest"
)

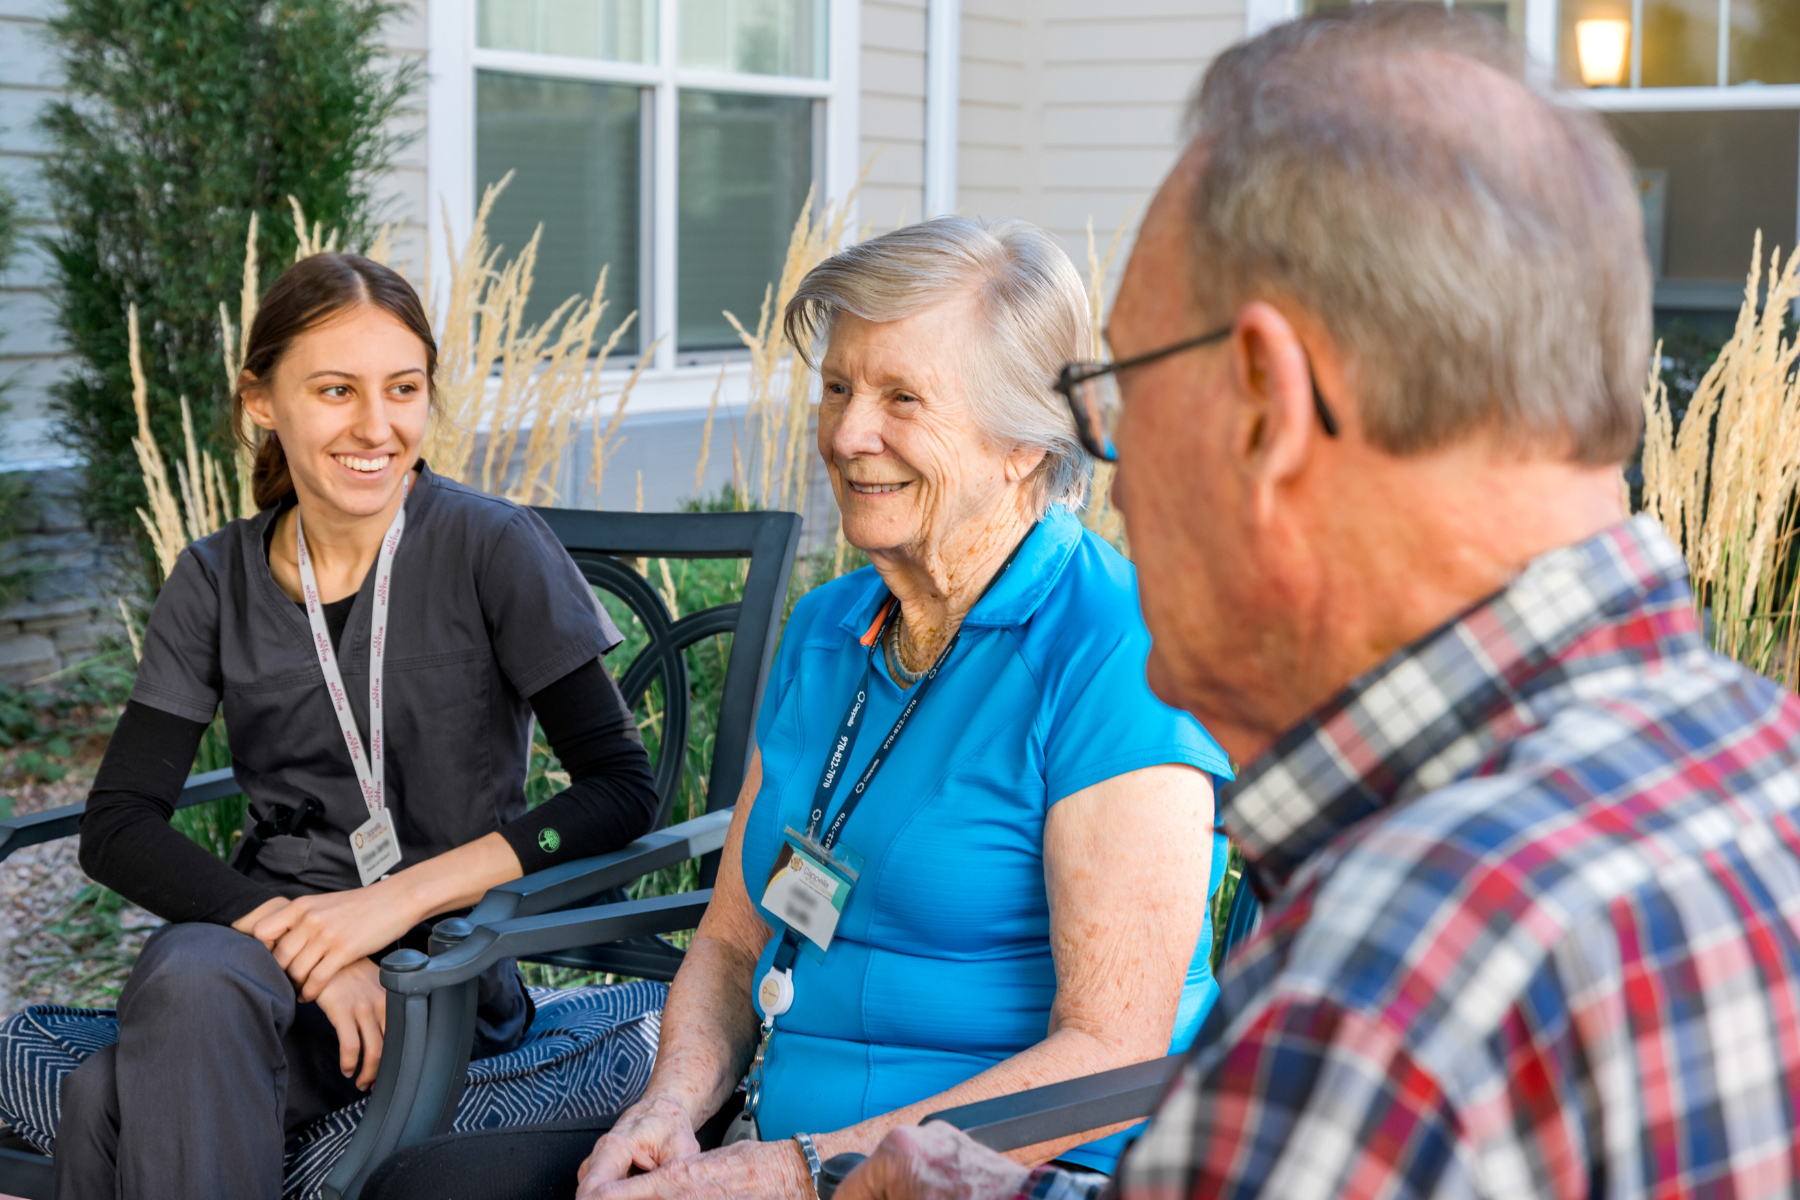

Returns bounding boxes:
[327,888,714,1200]
[0,766,239,866]
[463,807,733,926]
[921,1055,1184,1153]
[381,890,713,993]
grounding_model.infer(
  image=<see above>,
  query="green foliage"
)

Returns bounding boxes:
[0,652,135,784]
[169,718,248,860]
[41,0,421,536]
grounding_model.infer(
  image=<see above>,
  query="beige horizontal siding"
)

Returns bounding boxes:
[860,0,926,232]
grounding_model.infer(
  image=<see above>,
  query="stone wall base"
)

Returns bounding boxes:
[0,467,138,686]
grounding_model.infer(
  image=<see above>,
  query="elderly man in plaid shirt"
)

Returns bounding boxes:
[836,6,1800,1200]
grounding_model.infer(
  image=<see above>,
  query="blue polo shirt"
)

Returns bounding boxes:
[743,508,1232,1173]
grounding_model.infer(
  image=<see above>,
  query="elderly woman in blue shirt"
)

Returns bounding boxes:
[578,216,1231,1200]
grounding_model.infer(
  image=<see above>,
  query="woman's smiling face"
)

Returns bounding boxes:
[241,303,431,521]
[818,298,1042,562]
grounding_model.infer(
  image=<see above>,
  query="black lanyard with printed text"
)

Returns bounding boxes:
[772,528,1034,972]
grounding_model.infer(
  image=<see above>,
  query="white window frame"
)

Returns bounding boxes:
[426,0,861,412]
[1244,0,1800,302]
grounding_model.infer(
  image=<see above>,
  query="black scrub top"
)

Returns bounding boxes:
[131,462,623,894]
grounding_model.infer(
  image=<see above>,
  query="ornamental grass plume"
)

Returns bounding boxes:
[1641,232,1800,689]
[422,173,646,505]
[131,180,645,594]
[1080,209,1137,550]
[724,180,863,515]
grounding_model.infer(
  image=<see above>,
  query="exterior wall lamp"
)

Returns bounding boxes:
[1575,18,1631,87]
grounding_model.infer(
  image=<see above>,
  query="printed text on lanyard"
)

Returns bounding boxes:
[295,473,409,886]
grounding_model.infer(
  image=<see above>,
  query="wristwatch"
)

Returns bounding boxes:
[792,1131,824,1197]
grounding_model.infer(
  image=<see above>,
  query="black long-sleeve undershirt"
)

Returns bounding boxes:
[80,653,660,927]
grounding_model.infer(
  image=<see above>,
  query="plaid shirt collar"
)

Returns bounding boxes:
[1220,514,1694,893]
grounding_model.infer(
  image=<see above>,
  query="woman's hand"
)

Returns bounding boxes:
[251,880,417,1000]
[315,957,388,1090]
[577,1134,812,1200]
[575,1095,702,1189]
[252,831,528,999]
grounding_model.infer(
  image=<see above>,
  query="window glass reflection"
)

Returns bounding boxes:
[678,91,814,351]
[680,0,829,77]
[478,0,657,64]
[476,72,643,350]
[1643,0,1720,87]
[1730,0,1800,84]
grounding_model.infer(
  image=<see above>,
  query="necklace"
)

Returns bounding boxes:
[884,615,930,686]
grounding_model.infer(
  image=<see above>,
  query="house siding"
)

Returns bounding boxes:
[959,0,1242,291]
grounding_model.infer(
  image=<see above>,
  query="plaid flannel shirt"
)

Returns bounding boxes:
[1020,516,1800,1200]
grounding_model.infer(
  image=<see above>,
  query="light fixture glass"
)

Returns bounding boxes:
[1576,18,1632,86]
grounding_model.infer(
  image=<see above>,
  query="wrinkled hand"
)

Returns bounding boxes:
[578,1135,810,1200]
[315,958,388,1091]
[835,1124,1030,1200]
[575,1095,702,1193]
[251,881,417,1000]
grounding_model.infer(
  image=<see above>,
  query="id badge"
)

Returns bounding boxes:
[351,808,402,887]
[762,828,859,961]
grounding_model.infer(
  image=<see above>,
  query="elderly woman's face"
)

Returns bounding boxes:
[819,301,1039,560]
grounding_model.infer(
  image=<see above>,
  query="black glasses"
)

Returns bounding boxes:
[1054,326,1341,462]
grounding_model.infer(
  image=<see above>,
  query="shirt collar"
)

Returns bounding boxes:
[1221,515,1697,892]
[835,506,1085,637]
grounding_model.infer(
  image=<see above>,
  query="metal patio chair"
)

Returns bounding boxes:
[0,506,802,1200]
[813,880,1264,1199]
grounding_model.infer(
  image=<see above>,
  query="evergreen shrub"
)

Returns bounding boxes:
[42,0,420,537]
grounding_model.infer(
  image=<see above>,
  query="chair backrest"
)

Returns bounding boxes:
[531,507,802,832]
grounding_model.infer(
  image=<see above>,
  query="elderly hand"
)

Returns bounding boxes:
[835,1124,1030,1200]
[251,880,418,1000]
[577,1130,812,1200]
[575,1095,702,1188]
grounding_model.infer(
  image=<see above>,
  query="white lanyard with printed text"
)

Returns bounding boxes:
[295,473,409,886]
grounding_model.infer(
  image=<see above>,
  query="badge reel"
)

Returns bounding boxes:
[723,830,863,1146]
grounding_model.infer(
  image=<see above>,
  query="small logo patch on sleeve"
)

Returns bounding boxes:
[537,827,562,853]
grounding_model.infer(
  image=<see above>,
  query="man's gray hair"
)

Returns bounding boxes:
[1188,5,1650,462]
[785,215,1090,511]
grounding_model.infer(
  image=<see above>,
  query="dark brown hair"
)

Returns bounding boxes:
[233,253,438,509]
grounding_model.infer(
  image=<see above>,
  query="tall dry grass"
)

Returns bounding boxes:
[130,181,642,596]
[723,186,859,515]
[424,173,648,505]
[1641,231,1800,688]
[1079,210,1136,550]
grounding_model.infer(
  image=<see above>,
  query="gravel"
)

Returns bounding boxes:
[0,773,161,1020]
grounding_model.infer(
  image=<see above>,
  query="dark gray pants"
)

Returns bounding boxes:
[54,922,364,1200]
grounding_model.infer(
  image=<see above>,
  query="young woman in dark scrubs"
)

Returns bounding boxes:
[53,253,660,1199]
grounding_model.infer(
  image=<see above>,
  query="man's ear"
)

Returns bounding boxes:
[1228,302,1322,525]
[239,371,277,432]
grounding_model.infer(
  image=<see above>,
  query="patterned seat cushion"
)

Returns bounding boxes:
[0,980,665,1200]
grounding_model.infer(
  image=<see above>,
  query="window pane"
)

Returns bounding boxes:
[678,91,814,352]
[1642,0,1719,86]
[1604,109,1799,283]
[679,0,829,77]
[1730,0,1800,84]
[478,0,656,64]
[476,72,642,352]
